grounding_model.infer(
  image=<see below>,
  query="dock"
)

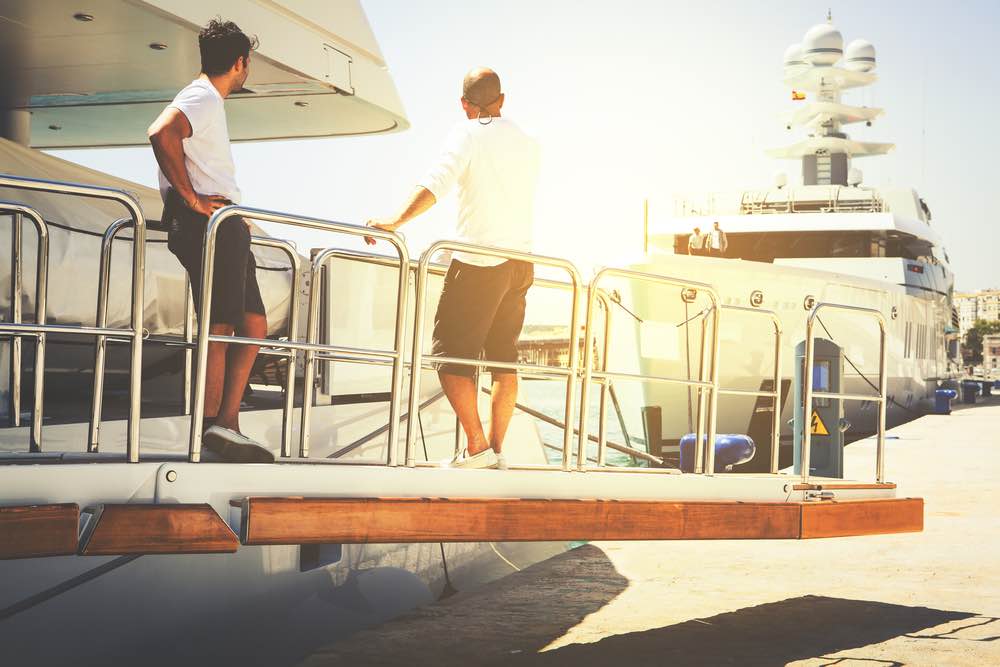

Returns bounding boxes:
[301,397,1000,666]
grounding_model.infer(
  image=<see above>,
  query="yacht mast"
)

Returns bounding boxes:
[770,15,893,185]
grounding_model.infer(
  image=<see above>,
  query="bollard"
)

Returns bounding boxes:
[961,380,979,405]
[934,388,957,415]
[679,434,755,473]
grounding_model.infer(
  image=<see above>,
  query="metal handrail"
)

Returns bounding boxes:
[0,174,146,461]
[802,302,888,484]
[405,241,584,470]
[577,267,722,474]
[188,205,408,463]
[299,245,408,461]
[1,203,48,450]
[717,305,783,473]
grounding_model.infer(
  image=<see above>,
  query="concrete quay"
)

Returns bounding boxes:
[302,397,1000,666]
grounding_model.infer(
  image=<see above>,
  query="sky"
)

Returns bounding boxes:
[51,0,1000,291]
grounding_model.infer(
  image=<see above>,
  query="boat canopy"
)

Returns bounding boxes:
[0,0,408,147]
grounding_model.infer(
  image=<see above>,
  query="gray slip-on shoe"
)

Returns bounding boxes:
[202,426,275,463]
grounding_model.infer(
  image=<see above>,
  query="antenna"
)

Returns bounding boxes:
[827,9,833,23]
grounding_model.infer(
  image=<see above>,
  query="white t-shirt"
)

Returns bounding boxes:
[157,78,241,205]
[419,117,540,267]
[709,229,724,250]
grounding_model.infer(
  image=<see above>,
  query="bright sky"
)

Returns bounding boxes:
[51,0,1000,291]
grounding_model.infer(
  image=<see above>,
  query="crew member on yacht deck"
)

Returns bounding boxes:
[366,67,540,469]
[687,227,706,255]
[147,19,272,463]
[708,220,728,257]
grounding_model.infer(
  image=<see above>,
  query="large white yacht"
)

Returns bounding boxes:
[0,6,928,666]
[615,16,958,469]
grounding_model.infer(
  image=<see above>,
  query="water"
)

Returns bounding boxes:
[519,379,647,467]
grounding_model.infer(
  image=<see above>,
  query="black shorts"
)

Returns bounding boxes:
[163,188,265,326]
[431,259,534,377]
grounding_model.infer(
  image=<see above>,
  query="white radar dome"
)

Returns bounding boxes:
[801,23,844,66]
[848,168,863,186]
[845,39,876,72]
[783,43,805,68]
[774,171,788,189]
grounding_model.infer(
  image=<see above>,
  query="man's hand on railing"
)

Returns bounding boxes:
[364,218,398,246]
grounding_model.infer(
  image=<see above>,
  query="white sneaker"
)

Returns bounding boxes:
[450,447,499,469]
[496,452,508,470]
[202,426,275,463]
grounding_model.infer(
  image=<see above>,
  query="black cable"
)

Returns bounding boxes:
[816,315,920,415]
[417,408,458,600]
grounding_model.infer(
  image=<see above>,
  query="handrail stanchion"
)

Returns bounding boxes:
[189,206,408,463]
[8,211,21,428]
[405,241,583,470]
[715,306,783,473]
[694,315,710,473]
[0,204,48,451]
[578,268,720,474]
[595,292,613,466]
[801,303,888,484]
[250,237,301,457]
[183,282,194,415]
[88,218,132,451]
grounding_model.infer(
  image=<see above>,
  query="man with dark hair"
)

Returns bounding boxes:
[687,226,705,256]
[366,67,540,469]
[707,220,728,257]
[147,19,271,463]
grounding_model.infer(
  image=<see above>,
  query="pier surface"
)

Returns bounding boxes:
[303,398,1000,666]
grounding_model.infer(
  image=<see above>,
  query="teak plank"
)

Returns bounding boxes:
[80,504,239,555]
[800,498,923,538]
[242,497,803,544]
[0,504,79,559]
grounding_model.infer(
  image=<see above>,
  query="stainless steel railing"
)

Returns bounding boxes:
[0,174,146,461]
[2,203,48,450]
[717,305,783,473]
[801,302,888,484]
[578,268,722,474]
[188,205,409,463]
[405,241,584,470]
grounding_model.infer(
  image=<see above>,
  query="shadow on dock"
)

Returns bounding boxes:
[300,546,974,667]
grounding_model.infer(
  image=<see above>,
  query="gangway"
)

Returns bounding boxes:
[0,174,922,562]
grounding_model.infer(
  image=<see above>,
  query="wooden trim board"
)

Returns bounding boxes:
[800,497,923,538]
[0,503,79,559]
[241,496,924,545]
[79,504,239,555]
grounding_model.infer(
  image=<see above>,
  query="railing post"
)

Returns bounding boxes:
[404,254,430,467]
[8,211,21,429]
[576,281,599,471]
[88,218,131,452]
[876,318,888,483]
[703,297,722,476]
[596,292,613,467]
[183,278,194,415]
[771,319,783,474]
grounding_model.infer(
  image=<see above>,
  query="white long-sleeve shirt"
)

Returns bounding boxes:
[419,117,540,266]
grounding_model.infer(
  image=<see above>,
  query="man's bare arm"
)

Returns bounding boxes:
[365,186,437,244]
[147,108,228,216]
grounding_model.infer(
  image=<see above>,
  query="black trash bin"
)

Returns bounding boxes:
[981,381,993,397]
[961,380,979,404]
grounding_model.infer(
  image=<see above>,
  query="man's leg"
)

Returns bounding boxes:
[214,311,267,432]
[203,323,235,421]
[488,373,518,453]
[438,371,489,455]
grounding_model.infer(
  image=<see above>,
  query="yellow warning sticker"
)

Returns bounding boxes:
[810,411,830,436]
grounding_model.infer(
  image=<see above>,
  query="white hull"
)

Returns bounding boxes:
[615,253,952,467]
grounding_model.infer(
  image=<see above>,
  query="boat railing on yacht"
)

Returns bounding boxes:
[0,173,925,557]
[0,174,147,461]
[802,302,888,484]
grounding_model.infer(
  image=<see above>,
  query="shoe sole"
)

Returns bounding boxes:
[202,434,275,464]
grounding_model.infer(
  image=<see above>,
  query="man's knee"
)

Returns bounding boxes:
[216,217,250,249]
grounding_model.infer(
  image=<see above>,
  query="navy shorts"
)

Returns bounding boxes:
[163,188,265,326]
[431,259,534,377]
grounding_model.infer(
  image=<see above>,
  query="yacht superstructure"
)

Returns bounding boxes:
[621,16,957,468]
